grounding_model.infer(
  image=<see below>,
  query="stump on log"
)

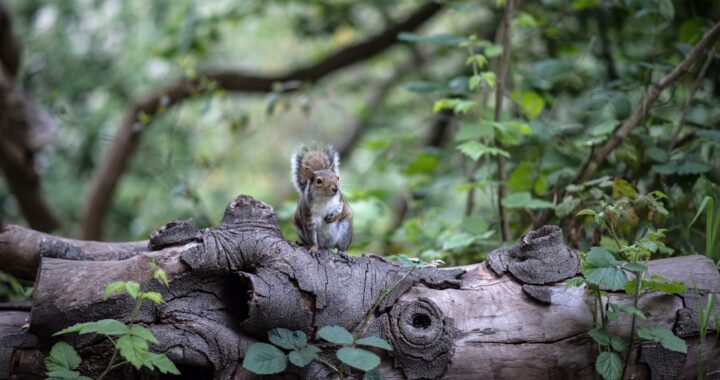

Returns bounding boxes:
[0,195,718,379]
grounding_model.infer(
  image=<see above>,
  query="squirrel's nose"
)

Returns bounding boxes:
[332,185,338,193]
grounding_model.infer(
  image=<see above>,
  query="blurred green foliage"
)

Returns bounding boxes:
[0,0,718,277]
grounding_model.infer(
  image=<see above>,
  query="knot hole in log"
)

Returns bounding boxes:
[383,298,454,380]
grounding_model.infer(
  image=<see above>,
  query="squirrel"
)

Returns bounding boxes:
[291,145,353,252]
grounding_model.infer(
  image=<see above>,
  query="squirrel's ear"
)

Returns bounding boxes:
[303,166,315,180]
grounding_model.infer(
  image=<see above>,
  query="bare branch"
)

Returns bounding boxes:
[494,0,516,242]
[81,2,445,240]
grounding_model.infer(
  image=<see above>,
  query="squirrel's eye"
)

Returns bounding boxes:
[316,178,323,185]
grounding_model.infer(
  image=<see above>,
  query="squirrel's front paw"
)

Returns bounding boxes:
[308,245,319,253]
[324,209,340,223]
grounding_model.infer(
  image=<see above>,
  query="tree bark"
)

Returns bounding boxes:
[0,1,61,232]
[1,195,718,379]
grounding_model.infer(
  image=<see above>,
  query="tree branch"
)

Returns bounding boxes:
[494,0,516,242]
[80,2,445,240]
[575,21,720,184]
[533,21,720,228]
[0,3,61,233]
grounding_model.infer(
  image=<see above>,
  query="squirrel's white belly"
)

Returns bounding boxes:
[311,194,342,248]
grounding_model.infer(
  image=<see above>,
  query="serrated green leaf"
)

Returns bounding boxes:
[363,369,385,380]
[242,343,288,374]
[595,351,622,380]
[269,328,308,350]
[125,282,140,299]
[140,291,164,304]
[103,281,126,300]
[610,335,628,353]
[153,268,169,287]
[47,368,85,380]
[589,328,610,345]
[582,247,627,291]
[355,336,393,351]
[288,345,321,367]
[336,347,381,372]
[317,326,354,345]
[564,276,585,289]
[145,352,180,374]
[45,342,81,372]
[116,334,149,369]
[55,320,129,336]
[129,325,159,344]
[637,326,687,353]
[626,278,687,295]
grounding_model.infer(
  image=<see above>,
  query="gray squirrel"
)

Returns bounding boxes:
[291,145,353,252]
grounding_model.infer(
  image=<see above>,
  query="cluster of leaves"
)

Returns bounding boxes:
[242,326,390,379]
[0,270,32,302]
[568,199,690,380]
[45,262,179,379]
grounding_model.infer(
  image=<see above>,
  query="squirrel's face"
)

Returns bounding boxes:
[310,169,340,197]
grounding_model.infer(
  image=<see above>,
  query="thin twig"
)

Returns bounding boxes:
[669,51,714,149]
[494,0,516,242]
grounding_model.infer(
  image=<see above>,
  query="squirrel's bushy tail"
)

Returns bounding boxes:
[291,144,340,194]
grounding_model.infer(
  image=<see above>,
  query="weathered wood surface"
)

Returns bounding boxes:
[0,195,718,379]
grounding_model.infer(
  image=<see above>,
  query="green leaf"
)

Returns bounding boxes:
[336,347,381,372]
[622,262,647,273]
[54,319,130,336]
[242,343,288,375]
[626,277,687,295]
[637,326,687,353]
[455,122,494,141]
[581,247,628,291]
[688,196,711,228]
[442,232,476,251]
[153,268,169,287]
[141,291,164,304]
[610,335,628,353]
[619,305,646,320]
[125,282,140,299]
[45,342,81,372]
[462,216,490,236]
[481,72,496,88]
[268,328,308,350]
[129,325,159,344]
[47,368,87,380]
[355,336,393,351]
[564,276,585,289]
[103,281,126,300]
[595,351,622,380]
[288,345,321,367]
[456,141,510,161]
[511,90,545,119]
[145,352,180,374]
[318,326,354,345]
[116,334,149,369]
[363,368,385,380]
[502,192,555,209]
[589,328,610,346]
[576,209,597,217]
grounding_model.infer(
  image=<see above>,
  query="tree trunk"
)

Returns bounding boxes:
[0,195,718,379]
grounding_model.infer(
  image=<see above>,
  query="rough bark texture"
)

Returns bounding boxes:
[0,195,718,380]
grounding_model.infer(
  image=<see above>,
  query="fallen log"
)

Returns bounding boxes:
[0,195,718,379]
